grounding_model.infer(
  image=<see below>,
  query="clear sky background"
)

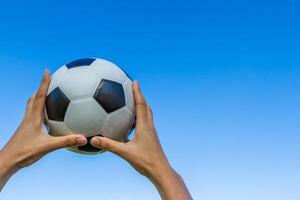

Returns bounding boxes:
[0,0,299,199]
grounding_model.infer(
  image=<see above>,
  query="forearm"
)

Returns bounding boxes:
[0,150,19,192]
[148,163,192,200]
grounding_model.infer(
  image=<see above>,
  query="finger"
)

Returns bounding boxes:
[146,104,160,140]
[46,134,87,151]
[90,136,126,157]
[132,81,148,126]
[146,104,154,128]
[32,70,51,116]
[25,94,35,117]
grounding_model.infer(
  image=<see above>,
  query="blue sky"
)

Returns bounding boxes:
[0,0,300,199]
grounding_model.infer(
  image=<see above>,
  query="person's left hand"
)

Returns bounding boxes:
[0,70,87,190]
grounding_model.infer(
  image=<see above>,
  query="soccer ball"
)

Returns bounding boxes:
[44,58,136,155]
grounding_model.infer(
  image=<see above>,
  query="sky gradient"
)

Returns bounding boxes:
[0,0,300,199]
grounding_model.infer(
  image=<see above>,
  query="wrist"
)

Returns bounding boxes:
[147,160,176,185]
[146,160,193,200]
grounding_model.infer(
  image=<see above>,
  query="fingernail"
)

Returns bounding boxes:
[92,138,101,146]
[76,137,86,145]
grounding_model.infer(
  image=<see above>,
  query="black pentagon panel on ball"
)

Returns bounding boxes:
[65,58,96,69]
[46,87,70,121]
[93,79,126,113]
[78,135,102,152]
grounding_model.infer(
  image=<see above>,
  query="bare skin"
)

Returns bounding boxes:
[91,81,192,200]
[0,70,88,190]
[0,71,192,199]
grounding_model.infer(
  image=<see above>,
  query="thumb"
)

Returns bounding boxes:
[47,135,87,151]
[90,136,126,156]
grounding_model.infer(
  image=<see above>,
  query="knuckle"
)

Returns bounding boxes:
[42,77,48,83]
[35,92,44,99]
[137,101,147,108]
[101,140,109,149]
[65,137,75,146]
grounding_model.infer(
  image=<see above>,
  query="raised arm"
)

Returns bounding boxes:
[0,70,87,191]
[90,81,193,200]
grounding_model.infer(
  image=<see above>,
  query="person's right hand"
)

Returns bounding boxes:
[0,70,88,191]
[90,81,192,200]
